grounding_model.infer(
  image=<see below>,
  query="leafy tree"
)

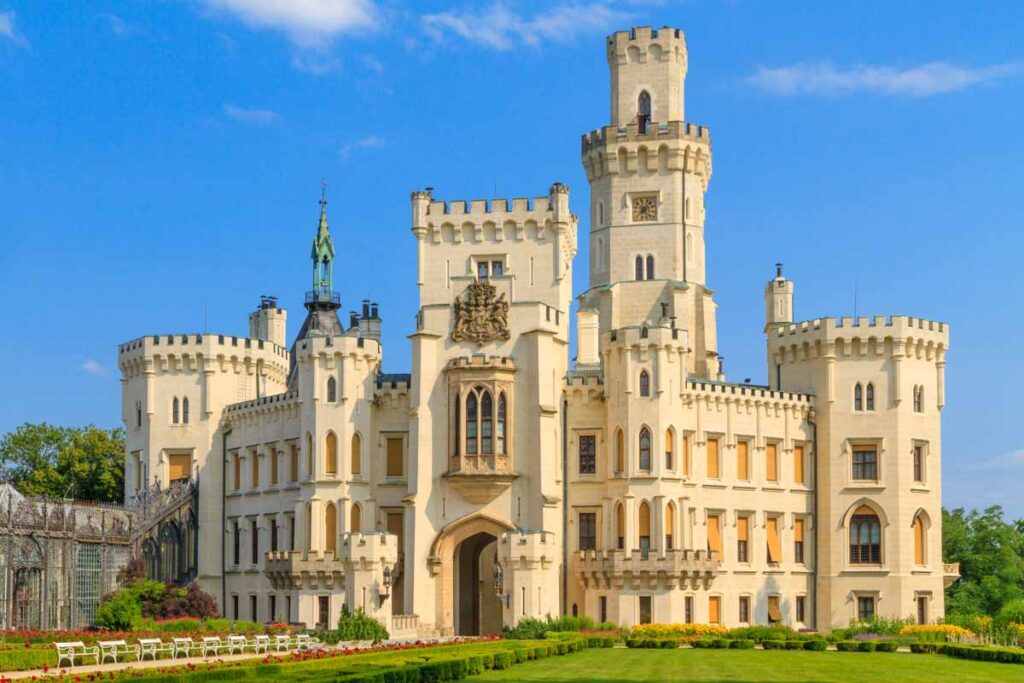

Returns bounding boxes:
[943,506,1024,616]
[0,422,124,503]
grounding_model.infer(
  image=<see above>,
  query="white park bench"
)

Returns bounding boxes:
[98,639,139,664]
[56,641,99,668]
[252,635,270,654]
[172,637,195,658]
[138,638,174,661]
[293,634,311,650]
[226,635,247,655]
[274,634,291,652]
[201,636,224,657]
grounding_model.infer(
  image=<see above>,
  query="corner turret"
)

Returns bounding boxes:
[764,263,794,332]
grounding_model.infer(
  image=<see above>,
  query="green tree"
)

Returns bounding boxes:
[0,422,124,503]
[943,506,1024,616]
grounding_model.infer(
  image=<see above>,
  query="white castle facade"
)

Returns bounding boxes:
[118,26,956,635]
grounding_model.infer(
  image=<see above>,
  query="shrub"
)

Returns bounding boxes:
[727,625,803,643]
[803,639,828,651]
[94,589,143,630]
[910,642,942,654]
[728,639,755,649]
[784,640,804,650]
[996,599,1024,628]
[875,641,899,653]
[856,641,877,652]
[492,651,511,669]
[941,643,1024,664]
[630,623,728,640]
[503,617,549,640]
[761,640,786,650]
[898,624,974,642]
[336,606,389,643]
[836,641,859,652]
[708,638,728,649]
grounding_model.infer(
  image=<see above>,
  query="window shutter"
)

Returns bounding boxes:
[387,437,404,477]
[793,445,805,484]
[794,518,805,543]
[768,596,782,622]
[766,443,778,482]
[707,514,722,555]
[914,517,925,565]
[168,454,191,481]
[707,438,720,478]
[709,596,721,624]
[737,441,749,480]
[233,454,241,490]
[767,517,783,563]
[737,516,749,542]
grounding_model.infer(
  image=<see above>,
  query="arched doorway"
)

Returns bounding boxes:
[454,532,500,636]
[428,513,513,636]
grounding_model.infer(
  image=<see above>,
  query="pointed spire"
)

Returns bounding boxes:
[317,180,330,239]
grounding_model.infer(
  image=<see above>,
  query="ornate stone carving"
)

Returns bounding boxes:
[452,280,510,344]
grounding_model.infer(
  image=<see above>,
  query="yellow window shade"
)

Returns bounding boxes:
[794,445,805,484]
[737,441,749,480]
[325,432,338,475]
[767,517,782,563]
[737,516,749,542]
[682,435,691,475]
[351,433,362,476]
[251,452,259,487]
[794,518,805,543]
[350,504,362,533]
[325,503,337,554]
[707,438,720,478]
[766,443,778,481]
[914,516,925,565]
[665,429,674,453]
[289,445,298,482]
[168,454,191,482]
[709,596,721,624]
[638,503,651,537]
[387,511,404,547]
[768,596,782,622]
[387,438,404,477]
[707,514,722,555]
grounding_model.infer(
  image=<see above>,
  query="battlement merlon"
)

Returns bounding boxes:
[582,122,712,188]
[768,315,949,362]
[411,182,572,232]
[606,26,687,72]
[118,332,290,383]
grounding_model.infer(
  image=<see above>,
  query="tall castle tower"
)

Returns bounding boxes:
[580,27,717,378]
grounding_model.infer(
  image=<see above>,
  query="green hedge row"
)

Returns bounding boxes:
[626,638,828,652]
[915,643,1024,664]
[835,641,899,653]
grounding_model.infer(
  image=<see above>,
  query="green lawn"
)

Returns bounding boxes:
[476,648,1023,683]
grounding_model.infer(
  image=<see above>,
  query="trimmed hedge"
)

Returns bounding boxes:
[625,638,679,649]
[940,643,1024,665]
[803,639,828,651]
[874,641,899,653]
[761,640,786,650]
[836,641,859,652]
[910,642,942,654]
[728,639,755,649]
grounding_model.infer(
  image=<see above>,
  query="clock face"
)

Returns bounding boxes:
[632,196,657,222]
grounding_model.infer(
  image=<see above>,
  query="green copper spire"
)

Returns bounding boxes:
[310,186,336,300]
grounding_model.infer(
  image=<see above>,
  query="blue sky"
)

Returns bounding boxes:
[1,1,1022,516]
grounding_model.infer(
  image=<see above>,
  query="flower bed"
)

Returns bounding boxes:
[898,624,974,642]
[628,624,728,641]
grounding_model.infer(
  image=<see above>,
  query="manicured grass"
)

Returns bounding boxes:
[476,648,1023,682]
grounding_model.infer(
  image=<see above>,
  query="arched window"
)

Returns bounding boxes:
[172,397,179,424]
[325,432,338,475]
[453,391,461,455]
[159,522,180,583]
[637,90,651,133]
[305,433,313,480]
[351,433,362,477]
[639,370,651,397]
[465,392,478,455]
[635,255,644,281]
[638,502,651,557]
[615,428,625,474]
[615,503,625,550]
[182,397,189,424]
[184,511,197,578]
[325,502,337,555]
[914,386,924,413]
[665,429,674,470]
[866,383,875,411]
[598,202,604,225]
[497,393,507,454]
[665,502,676,550]
[350,503,362,533]
[849,506,881,564]
[136,401,142,429]
[913,514,926,565]
[854,383,863,411]
[481,391,493,454]
[646,255,655,280]
[638,427,652,472]
[327,376,337,403]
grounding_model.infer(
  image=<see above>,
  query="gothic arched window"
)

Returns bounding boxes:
[325,431,338,475]
[849,507,881,564]
[497,393,507,454]
[854,383,863,411]
[327,376,337,403]
[172,397,179,424]
[635,256,644,281]
[182,397,189,424]
[638,501,651,556]
[639,370,651,397]
[646,255,655,280]
[637,90,651,132]
[453,391,461,455]
[866,383,875,411]
[350,503,362,533]
[615,429,625,474]
[638,427,652,472]
[325,502,337,555]
[466,393,478,455]
[665,429,674,470]
[615,503,625,550]
[481,391,494,454]
[351,433,362,476]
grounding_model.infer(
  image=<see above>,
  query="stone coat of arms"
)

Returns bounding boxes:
[452,280,510,344]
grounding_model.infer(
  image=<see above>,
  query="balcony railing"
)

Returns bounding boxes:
[943,562,961,588]
[576,548,721,590]
[391,614,419,634]
[305,290,340,305]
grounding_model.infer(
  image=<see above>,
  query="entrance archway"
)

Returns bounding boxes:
[428,513,513,636]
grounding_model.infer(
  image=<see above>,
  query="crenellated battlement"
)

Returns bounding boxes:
[447,354,517,371]
[606,26,687,66]
[119,332,288,359]
[118,332,290,384]
[582,122,711,186]
[223,389,300,419]
[603,323,689,351]
[684,378,813,407]
[582,121,709,153]
[293,329,382,359]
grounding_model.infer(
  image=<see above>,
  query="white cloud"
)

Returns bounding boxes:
[0,10,29,48]
[200,0,376,48]
[291,51,342,74]
[339,135,386,160]
[944,448,1024,519]
[362,54,383,74]
[422,2,630,52]
[223,103,279,124]
[82,359,105,377]
[102,13,140,37]
[747,61,1020,97]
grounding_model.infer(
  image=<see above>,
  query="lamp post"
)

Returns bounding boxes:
[493,562,509,608]
[379,564,392,607]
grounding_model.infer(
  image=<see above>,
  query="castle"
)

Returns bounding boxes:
[117,26,956,635]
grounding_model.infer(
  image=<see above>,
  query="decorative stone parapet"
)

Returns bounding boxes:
[575,548,721,590]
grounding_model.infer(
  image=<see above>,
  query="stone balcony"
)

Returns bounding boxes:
[575,548,722,591]
[444,453,517,504]
[265,550,346,590]
[943,562,961,588]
